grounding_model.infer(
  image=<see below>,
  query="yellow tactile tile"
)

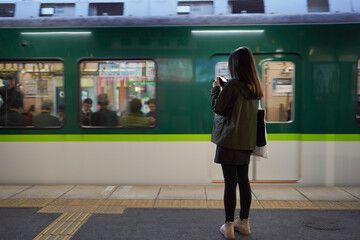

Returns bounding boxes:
[312,201,348,210]
[180,200,207,209]
[33,212,91,240]
[286,201,320,210]
[38,202,100,213]
[0,198,53,208]
[49,199,104,206]
[120,199,154,208]
[67,205,99,213]
[154,200,181,208]
[206,200,263,209]
[70,199,105,206]
[94,205,126,214]
[260,201,292,209]
[250,200,263,209]
[100,199,123,206]
[121,199,155,208]
[207,200,223,209]
[341,201,360,210]
[38,205,72,213]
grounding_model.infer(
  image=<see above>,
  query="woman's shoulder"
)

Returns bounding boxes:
[227,79,252,99]
[227,78,245,87]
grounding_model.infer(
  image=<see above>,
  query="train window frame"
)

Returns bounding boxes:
[214,59,296,123]
[0,58,66,129]
[261,61,295,123]
[356,59,360,127]
[77,58,157,129]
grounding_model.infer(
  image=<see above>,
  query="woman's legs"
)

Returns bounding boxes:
[236,164,251,220]
[221,164,237,222]
[221,164,251,222]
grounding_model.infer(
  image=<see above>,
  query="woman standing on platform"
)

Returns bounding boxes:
[211,47,263,239]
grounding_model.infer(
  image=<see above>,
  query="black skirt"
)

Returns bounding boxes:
[214,145,251,165]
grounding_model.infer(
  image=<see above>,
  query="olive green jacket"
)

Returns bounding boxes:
[119,113,150,127]
[211,79,258,150]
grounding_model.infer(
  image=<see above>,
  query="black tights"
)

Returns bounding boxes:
[221,164,251,222]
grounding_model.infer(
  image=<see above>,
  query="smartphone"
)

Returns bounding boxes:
[219,76,228,87]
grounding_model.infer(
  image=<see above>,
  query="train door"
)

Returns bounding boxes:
[255,54,301,182]
[209,53,301,182]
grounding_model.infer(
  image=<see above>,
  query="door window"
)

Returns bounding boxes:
[263,61,295,122]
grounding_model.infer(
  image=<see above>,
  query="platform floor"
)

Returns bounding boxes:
[0,185,360,240]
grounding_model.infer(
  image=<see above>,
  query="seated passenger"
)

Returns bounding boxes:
[119,98,152,127]
[22,105,35,126]
[0,107,24,126]
[91,93,118,126]
[82,98,93,126]
[32,100,60,127]
[144,98,156,119]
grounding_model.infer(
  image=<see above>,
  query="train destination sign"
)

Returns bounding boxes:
[99,62,143,77]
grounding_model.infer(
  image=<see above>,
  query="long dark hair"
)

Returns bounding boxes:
[228,47,263,100]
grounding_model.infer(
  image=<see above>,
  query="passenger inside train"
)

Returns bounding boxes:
[90,93,118,127]
[144,98,156,119]
[82,98,93,126]
[58,104,65,126]
[32,100,60,127]
[0,74,25,126]
[119,98,153,127]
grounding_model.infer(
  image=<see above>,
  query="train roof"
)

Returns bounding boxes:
[0,13,360,28]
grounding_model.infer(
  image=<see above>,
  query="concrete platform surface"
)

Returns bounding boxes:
[295,187,359,201]
[0,185,359,201]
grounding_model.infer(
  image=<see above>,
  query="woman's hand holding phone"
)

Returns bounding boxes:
[213,77,220,87]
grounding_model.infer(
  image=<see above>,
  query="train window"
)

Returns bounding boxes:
[356,59,360,127]
[0,61,65,128]
[79,60,156,128]
[178,1,214,15]
[215,62,231,80]
[229,0,265,14]
[0,4,15,17]
[40,4,75,17]
[89,3,124,16]
[263,61,294,122]
[307,0,329,13]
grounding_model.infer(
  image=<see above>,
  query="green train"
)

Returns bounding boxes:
[0,13,359,186]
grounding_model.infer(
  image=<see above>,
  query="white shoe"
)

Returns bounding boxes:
[220,222,235,239]
[234,217,251,235]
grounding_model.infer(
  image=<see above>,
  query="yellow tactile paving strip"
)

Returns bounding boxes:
[154,200,181,208]
[250,200,263,209]
[120,199,154,208]
[284,201,319,210]
[1,198,360,211]
[33,212,91,240]
[207,200,223,209]
[37,199,126,214]
[261,201,293,209]
[341,201,360,210]
[181,200,208,209]
[312,201,349,210]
